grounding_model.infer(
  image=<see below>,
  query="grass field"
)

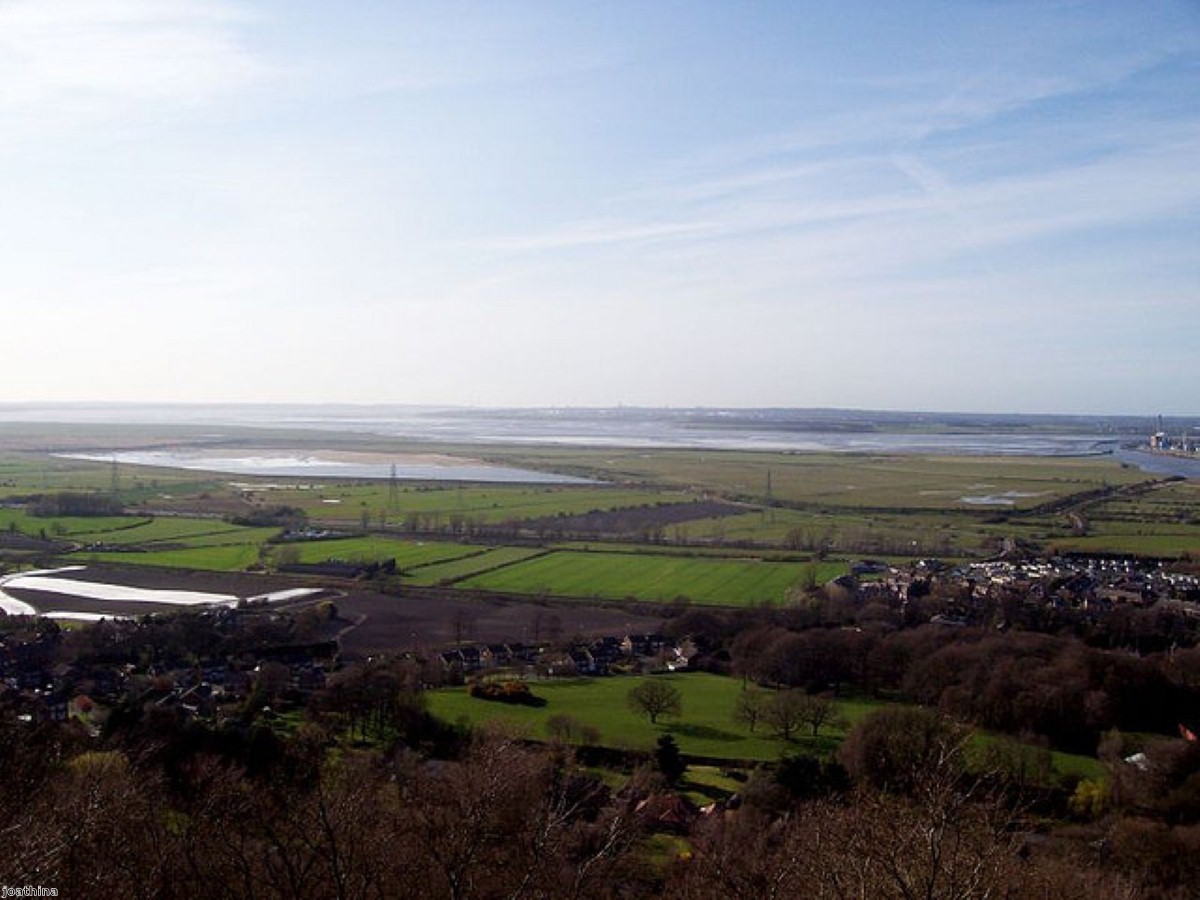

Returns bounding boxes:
[0,452,223,501]
[80,543,263,571]
[475,448,1152,510]
[456,550,835,605]
[276,484,688,527]
[552,541,812,561]
[428,673,1105,780]
[73,517,264,545]
[0,443,1192,579]
[1047,533,1200,556]
[285,536,483,568]
[1088,481,1200,521]
[428,673,836,760]
[405,546,547,585]
[1050,480,1200,556]
[0,508,148,536]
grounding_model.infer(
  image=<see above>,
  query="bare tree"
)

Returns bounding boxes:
[732,686,770,733]
[761,690,808,742]
[796,694,838,737]
[626,679,682,725]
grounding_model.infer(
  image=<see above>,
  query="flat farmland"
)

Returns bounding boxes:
[276,484,688,525]
[2,510,280,571]
[404,546,547,585]
[0,452,223,501]
[457,550,839,605]
[334,589,667,658]
[1085,481,1200,524]
[551,541,810,561]
[0,508,143,536]
[80,543,263,571]
[1047,481,1200,557]
[71,517,263,545]
[684,508,1044,557]
[287,536,482,568]
[1048,532,1200,556]
[484,448,1150,510]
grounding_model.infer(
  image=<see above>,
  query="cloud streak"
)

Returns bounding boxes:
[0,1,1195,413]
[0,0,266,128]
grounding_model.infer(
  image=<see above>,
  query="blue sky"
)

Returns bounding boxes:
[0,0,1196,413]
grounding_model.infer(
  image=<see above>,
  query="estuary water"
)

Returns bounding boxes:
[10,403,1195,477]
[62,449,595,484]
[1114,448,1200,479]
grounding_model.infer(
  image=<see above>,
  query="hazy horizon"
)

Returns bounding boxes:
[0,399,1194,424]
[1,1,1196,413]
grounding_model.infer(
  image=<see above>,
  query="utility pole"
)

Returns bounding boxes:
[764,468,775,523]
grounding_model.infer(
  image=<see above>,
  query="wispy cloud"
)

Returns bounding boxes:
[0,1,1193,411]
[472,32,1199,315]
[0,0,266,121]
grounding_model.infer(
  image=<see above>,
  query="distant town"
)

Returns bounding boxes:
[1148,414,1200,455]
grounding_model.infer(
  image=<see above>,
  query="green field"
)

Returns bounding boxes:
[0,452,222,501]
[277,484,688,527]
[405,546,548,585]
[0,508,279,559]
[1050,480,1200,556]
[428,673,833,760]
[0,441,1193,582]
[1048,533,1200,556]
[472,448,1152,510]
[286,536,482,568]
[456,550,834,605]
[0,508,147,537]
[80,543,263,571]
[429,673,1105,780]
[74,517,266,545]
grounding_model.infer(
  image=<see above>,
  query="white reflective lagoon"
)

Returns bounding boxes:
[60,449,596,484]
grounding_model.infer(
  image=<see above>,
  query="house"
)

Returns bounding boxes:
[568,648,596,675]
[291,663,327,694]
[635,793,699,835]
[539,651,578,677]
[480,644,512,669]
[40,691,69,723]
[622,634,668,658]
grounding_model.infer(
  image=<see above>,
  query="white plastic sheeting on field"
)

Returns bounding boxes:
[0,568,237,609]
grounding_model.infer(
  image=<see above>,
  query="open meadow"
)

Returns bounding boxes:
[428,672,859,761]
[0,436,1193,622]
[427,672,1106,781]
[455,550,833,605]
[466,446,1153,509]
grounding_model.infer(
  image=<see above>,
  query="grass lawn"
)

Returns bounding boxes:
[429,673,1106,784]
[967,732,1107,782]
[1049,748,1107,781]
[428,673,866,761]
